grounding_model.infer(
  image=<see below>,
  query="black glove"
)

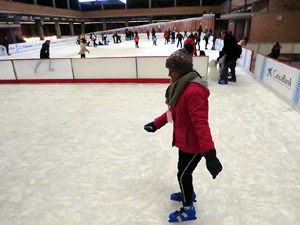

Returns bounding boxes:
[144,122,157,133]
[204,149,222,179]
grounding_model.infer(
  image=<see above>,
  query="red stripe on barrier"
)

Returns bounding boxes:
[0,79,171,84]
[17,79,75,84]
[0,80,18,84]
[74,79,170,83]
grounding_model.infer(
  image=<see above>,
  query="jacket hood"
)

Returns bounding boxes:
[186,71,208,90]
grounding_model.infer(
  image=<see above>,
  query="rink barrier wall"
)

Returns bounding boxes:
[237,47,254,73]
[253,53,300,114]
[0,56,208,84]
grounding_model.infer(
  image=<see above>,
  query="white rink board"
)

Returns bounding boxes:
[254,54,300,111]
[13,59,73,79]
[0,61,16,80]
[193,56,208,78]
[237,48,253,72]
[137,56,208,79]
[253,54,264,81]
[137,57,169,78]
[72,58,136,79]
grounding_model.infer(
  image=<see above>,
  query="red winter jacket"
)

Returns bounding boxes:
[154,82,214,155]
[184,38,197,56]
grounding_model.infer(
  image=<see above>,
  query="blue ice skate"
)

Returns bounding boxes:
[170,192,196,202]
[169,204,197,223]
[228,78,236,82]
[218,79,228,85]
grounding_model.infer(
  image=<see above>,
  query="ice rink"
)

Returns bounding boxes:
[0,36,300,225]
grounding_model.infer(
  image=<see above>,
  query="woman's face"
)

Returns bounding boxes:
[168,68,183,82]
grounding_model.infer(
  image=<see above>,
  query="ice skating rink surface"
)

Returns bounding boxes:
[0,36,300,225]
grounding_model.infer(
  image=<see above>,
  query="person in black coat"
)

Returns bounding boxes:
[3,37,11,56]
[35,40,54,73]
[176,32,183,48]
[217,31,239,84]
[151,28,156,41]
[40,40,50,59]
[268,42,281,59]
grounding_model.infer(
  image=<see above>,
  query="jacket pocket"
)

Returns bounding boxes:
[185,130,190,148]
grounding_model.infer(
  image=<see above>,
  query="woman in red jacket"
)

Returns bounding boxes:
[144,43,222,223]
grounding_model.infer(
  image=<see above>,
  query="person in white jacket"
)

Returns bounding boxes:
[79,39,90,58]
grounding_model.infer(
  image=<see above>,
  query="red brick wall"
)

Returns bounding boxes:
[268,0,300,12]
[252,0,269,12]
[249,11,300,42]
[235,20,245,42]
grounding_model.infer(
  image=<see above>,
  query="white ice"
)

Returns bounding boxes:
[0,35,300,225]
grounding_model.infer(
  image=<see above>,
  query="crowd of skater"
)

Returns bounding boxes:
[73,26,245,85]
[75,27,219,57]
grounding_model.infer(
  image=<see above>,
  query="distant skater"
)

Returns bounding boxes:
[79,39,90,58]
[134,35,139,48]
[34,40,54,73]
[153,35,157,46]
[3,37,11,56]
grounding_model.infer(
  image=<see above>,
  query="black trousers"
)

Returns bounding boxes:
[177,40,182,48]
[177,149,202,206]
[220,60,236,81]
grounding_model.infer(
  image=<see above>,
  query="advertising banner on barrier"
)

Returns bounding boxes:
[10,36,78,54]
[0,45,6,56]
[8,44,18,54]
[254,54,300,109]
[17,42,40,53]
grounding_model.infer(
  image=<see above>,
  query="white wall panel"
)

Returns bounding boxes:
[280,43,293,54]
[293,44,300,53]
[237,48,253,72]
[193,56,208,78]
[137,56,208,79]
[137,57,169,79]
[13,59,73,79]
[246,44,258,59]
[257,44,273,56]
[0,60,16,80]
[73,58,136,79]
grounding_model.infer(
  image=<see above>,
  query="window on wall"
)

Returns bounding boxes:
[37,0,52,7]
[126,0,149,9]
[55,0,68,9]
[69,0,81,10]
[151,0,174,8]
